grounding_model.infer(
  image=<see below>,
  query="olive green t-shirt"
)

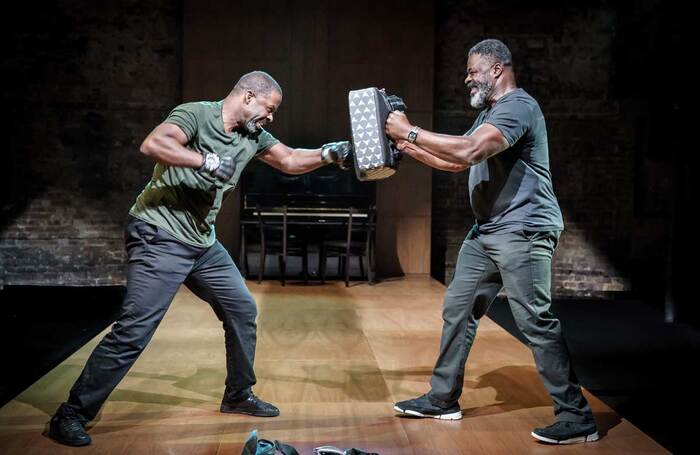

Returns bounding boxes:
[129,100,279,247]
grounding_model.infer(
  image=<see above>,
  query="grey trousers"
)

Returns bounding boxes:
[427,228,593,423]
[64,216,258,421]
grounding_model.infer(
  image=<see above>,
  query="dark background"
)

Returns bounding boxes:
[0,0,693,452]
[0,0,690,308]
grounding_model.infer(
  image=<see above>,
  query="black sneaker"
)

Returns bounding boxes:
[393,394,462,420]
[531,421,599,444]
[220,392,279,417]
[48,404,92,447]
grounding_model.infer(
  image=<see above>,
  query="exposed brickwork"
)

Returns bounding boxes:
[431,0,676,298]
[1,0,680,301]
[0,1,181,286]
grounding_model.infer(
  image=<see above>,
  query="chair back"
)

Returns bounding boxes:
[345,207,354,257]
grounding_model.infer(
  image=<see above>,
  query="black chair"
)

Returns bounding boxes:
[248,205,308,286]
[319,206,376,286]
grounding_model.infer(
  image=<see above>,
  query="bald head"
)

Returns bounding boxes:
[223,71,283,135]
[232,71,282,97]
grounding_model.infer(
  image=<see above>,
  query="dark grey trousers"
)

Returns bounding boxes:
[63,216,258,421]
[427,229,594,423]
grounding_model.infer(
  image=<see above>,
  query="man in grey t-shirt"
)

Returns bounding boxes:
[386,39,598,445]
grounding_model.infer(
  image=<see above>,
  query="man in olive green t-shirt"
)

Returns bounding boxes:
[49,71,353,447]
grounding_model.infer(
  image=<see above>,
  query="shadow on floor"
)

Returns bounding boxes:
[0,286,125,407]
[487,296,700,454]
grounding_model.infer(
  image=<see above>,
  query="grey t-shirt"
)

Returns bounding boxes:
[467,88,564,234]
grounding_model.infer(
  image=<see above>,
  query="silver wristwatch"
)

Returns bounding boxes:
[407,126,420,144]
[201,152,221,173]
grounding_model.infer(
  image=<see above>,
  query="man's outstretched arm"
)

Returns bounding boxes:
[385,111,509,166]
[396,140,468,173]
[257,141,352,175]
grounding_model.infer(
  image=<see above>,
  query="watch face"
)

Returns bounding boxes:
[205,153,220,171]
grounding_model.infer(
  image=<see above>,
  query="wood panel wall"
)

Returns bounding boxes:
[183,0,434,275]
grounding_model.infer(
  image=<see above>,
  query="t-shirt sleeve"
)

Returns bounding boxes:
[484,98,533,147]
[164,104,199,142]
[254,129,280,156]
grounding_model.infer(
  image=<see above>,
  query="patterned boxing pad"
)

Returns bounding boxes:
[348,87,406,181]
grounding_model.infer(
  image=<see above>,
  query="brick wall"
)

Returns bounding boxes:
[1,0,682,301]
[0,1,181,286]
[431,0,679,299]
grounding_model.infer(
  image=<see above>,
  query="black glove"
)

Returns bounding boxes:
[198,151,235,182]
[391,145,403,163]
[379,90,406,162]
[386,94,407,112]
[321,141,353,170]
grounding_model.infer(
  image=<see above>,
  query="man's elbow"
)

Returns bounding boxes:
[140,133,170,158]
[461,137,507,165]
[462,148,487,166]
[139,136,155,157]
[451,143,478,166]
[455,136,497,166]
[449,152,473,167]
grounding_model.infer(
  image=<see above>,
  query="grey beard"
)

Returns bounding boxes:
[469,81,493,109]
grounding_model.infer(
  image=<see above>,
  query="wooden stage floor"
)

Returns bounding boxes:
[0,276,667,454]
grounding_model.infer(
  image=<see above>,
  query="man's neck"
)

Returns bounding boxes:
[221,97,241,133]
[489,82,518,106]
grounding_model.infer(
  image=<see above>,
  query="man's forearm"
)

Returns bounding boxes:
[413,130,478,166]
[282,148,327,174]
[402,142,468,172]
[385,111,492,166]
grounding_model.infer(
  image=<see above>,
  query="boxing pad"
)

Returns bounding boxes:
[348,88,406,181]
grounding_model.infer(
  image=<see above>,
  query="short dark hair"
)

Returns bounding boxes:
[233,71,282,97]
[468,39,513,67]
